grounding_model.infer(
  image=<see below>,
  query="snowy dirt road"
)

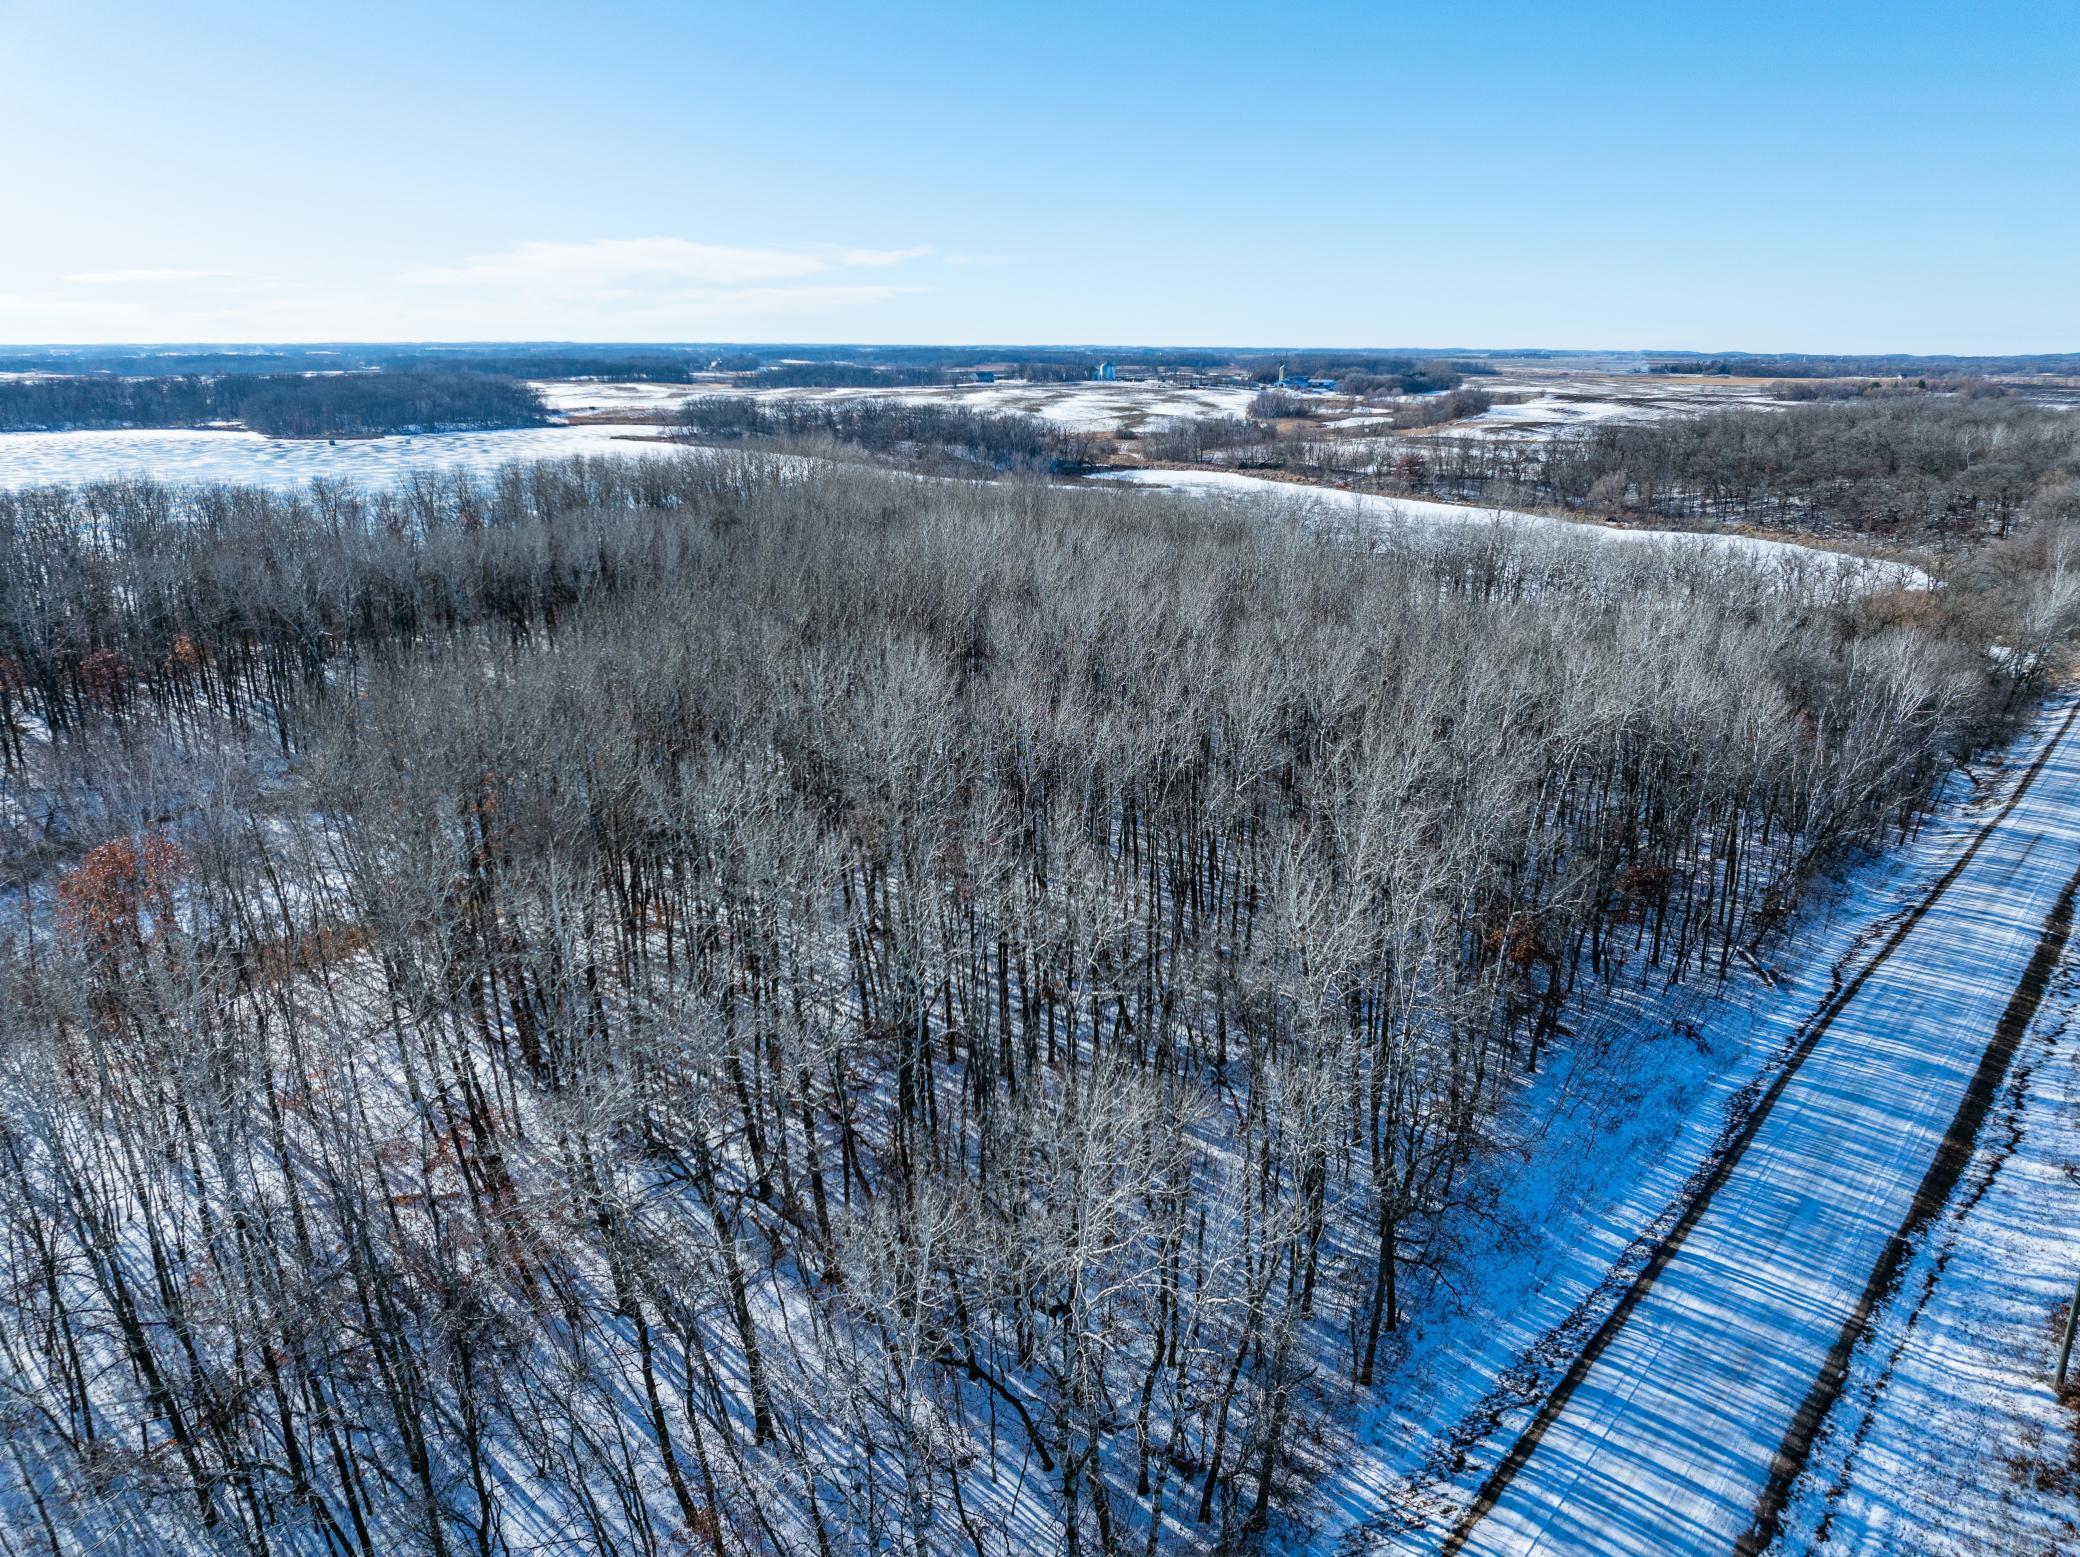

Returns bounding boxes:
[1373,695,2080,1556]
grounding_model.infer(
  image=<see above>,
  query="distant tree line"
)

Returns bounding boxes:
[0,346,726,378]
[1244,356,1488,392]
[0,375,222,431]
[674,393,1096,471]
[1652,352,2080,378]
[1241,387,1491,422]
[0,371,549,437]
[1247,389,1314,419]
[430,353,716,381]
[0,349,394,376]
[234,373,548,437]
[0,347,742,381]
[705,350,1506,391]
[1381,397,2080,542]
[1134,414,1262,462]
[1137,388,1501,464]
[730,363,957,390]
[851,345,1231,374]
[1769,378,1902,402]
[1768,376,2017,402]
[1003,359,1106,383]
[725,360,1108,389]
[1384,387,1496,426]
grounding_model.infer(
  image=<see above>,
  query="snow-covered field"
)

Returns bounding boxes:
[1336,695,2080,1555]
[739,378,1261,430]
[538,374,1263,431]
[0,424,686,491]
[535,369,1782,442]
[1093,467,1928,591]
[1449,372,1790,442]
[528,378,714,415]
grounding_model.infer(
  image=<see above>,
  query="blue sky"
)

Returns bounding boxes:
[1,0,2073,351]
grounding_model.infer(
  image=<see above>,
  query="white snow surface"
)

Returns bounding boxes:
[1770,936,2080,1552]
[531,375,1260,430]
[1349,695,2080,1555]
[750,378,1261,430]
[528,378,713,414]
[1093,467,1928,590]
[0,424,686,492]
[1435,374,1792,443]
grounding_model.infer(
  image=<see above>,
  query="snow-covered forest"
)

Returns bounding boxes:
[0,454,2068,1553]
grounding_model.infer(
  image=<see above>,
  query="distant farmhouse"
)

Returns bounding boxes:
[1275,365,1338,392]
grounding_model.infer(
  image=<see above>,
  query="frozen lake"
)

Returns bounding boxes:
[0,423,687,493]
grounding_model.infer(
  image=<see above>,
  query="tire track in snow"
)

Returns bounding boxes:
[1799,968,2073,1549]
[1433,694,2080,1557]
[1738,858,2080,1553]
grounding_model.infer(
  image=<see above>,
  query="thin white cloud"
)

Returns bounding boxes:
[645,283,927,316]
[405,237,931,291]
[2,237,941,341]
[64,267,244,286]
[0,276,931,343]
[836,246,933,268]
